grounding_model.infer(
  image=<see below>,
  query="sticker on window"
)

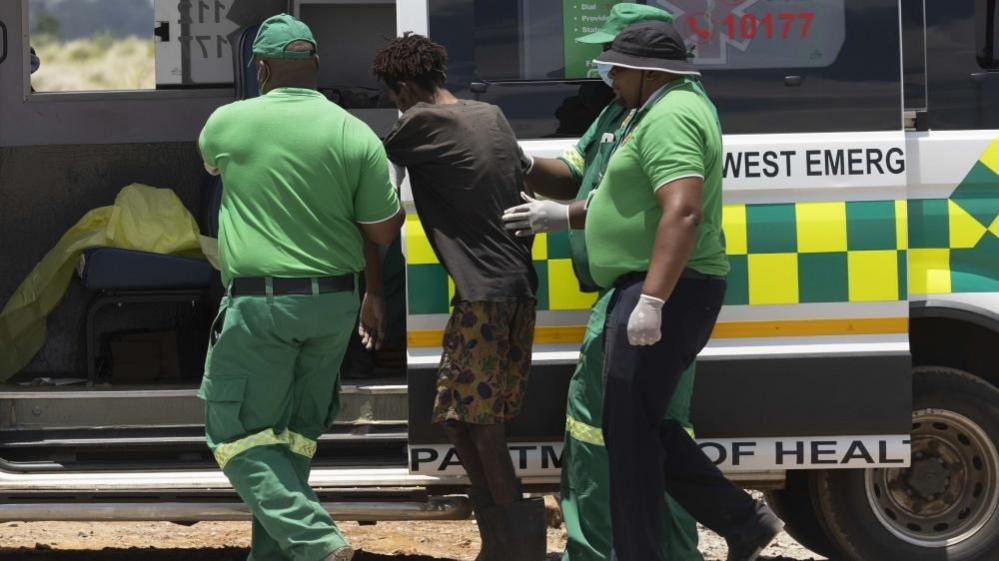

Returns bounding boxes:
[656,0,846,68]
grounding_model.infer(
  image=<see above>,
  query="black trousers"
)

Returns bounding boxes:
[602,274,757,561]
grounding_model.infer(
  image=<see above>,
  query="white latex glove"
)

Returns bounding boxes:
[501,192,571,237]
[627,294,665,346]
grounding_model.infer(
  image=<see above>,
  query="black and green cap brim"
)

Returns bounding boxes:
[594,49,700,76]
[576,30,617,44]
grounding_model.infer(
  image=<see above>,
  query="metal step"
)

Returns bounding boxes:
[0,425,408,449]
[0,423,411,473]
[0,380,408,430]
[0,495,471,522]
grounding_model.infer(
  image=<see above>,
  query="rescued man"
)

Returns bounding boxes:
[506,20,785,561]
[197,14,403,561]
[372,33,545,561]
[504,4,702,561]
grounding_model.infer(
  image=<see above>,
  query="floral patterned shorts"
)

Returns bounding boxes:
[432,299,536,424]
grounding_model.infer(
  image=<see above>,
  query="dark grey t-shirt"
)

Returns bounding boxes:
[384,100,537,302]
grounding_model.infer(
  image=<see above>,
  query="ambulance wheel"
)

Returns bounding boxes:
[763,471,837,557]
[813,367,999,561]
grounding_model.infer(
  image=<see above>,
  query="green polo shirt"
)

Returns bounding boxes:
[584,82,728,288]
[199,87,400,285]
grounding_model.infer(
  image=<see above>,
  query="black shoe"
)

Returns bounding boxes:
[725,501,785,561]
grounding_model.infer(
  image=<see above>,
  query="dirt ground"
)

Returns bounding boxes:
[0,497,828,561]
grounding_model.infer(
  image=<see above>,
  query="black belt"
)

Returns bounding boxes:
[614,268,722,287]
[229,275,354,296]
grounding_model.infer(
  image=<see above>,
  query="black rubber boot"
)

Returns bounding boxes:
[469,486,500,561]
[489,497,547,561]
[725,500,785,561]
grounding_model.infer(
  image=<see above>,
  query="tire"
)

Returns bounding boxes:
[764,471,838,558]
[813,367,999,561]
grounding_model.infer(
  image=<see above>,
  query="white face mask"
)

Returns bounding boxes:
[597,63,614,87]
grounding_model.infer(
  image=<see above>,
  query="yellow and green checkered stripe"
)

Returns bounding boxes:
[904,138,999,295]
[721,199,910,305]
[404,139,999,313]
[405,215,600,314]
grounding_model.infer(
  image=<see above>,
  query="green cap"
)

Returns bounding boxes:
[575,3,674,44]
[252,13,318,59]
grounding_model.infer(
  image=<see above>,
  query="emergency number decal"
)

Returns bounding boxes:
[409,435,911,477]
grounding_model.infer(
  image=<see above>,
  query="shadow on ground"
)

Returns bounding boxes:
[0,549,830,561]
[0,549,453,561]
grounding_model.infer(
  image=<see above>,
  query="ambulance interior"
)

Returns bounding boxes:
[6,0,408,390]
[0,0,424,474]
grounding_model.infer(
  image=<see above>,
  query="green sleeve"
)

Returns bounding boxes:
[354,131,401,224]
[638,97,706,191]
[198,111,222,167]
[557,146,586,180]
[558,106,608,179]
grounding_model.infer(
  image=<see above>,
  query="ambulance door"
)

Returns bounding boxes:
[679,0,911,473]
[0,1,19,143]
[904,0,999,304]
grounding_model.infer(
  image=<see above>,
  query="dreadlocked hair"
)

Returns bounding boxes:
[372,32,448,93]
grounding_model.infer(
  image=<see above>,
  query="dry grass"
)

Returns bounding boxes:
[31,35,155,92]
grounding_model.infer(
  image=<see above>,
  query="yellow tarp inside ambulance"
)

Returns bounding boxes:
[0,184,218,380]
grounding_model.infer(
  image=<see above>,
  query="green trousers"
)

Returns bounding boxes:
[199,286,359,561]
[561,290,703,561]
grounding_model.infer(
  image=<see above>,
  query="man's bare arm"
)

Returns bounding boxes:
[642,177,703,301]
[358,208,405,246]
[359,238,387,350]
[525,157,581,201]
[568,200,587,229]
[197,145,220,176]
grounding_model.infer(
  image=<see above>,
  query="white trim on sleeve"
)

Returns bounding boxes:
[652,174,704,192]
[356,203,402,225]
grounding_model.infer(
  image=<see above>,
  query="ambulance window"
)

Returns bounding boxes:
[297,1,400,136]
[430,0,616,139]
[28,0,156,92]
[699,0,902,133]
[925,1,999,129]
[430,0,902,138]
[27,0,285,93]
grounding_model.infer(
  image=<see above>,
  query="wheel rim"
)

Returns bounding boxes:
[865,408,999,548]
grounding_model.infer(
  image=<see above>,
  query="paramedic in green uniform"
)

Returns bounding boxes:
[584,21,781,561]
[197,14,403,561]
[505,5,701,561]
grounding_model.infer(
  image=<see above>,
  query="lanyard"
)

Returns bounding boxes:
[615,77,702,150]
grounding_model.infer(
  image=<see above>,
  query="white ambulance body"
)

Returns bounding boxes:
[0,1,996,559]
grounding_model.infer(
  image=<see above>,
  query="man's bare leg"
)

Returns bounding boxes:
[468,423,521,504]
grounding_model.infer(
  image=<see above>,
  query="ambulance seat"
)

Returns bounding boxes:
[79,248,213,290]
[234,24,261,100]
[80,174,223,381]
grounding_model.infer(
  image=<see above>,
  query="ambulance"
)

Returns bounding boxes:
[0,1,996,559]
